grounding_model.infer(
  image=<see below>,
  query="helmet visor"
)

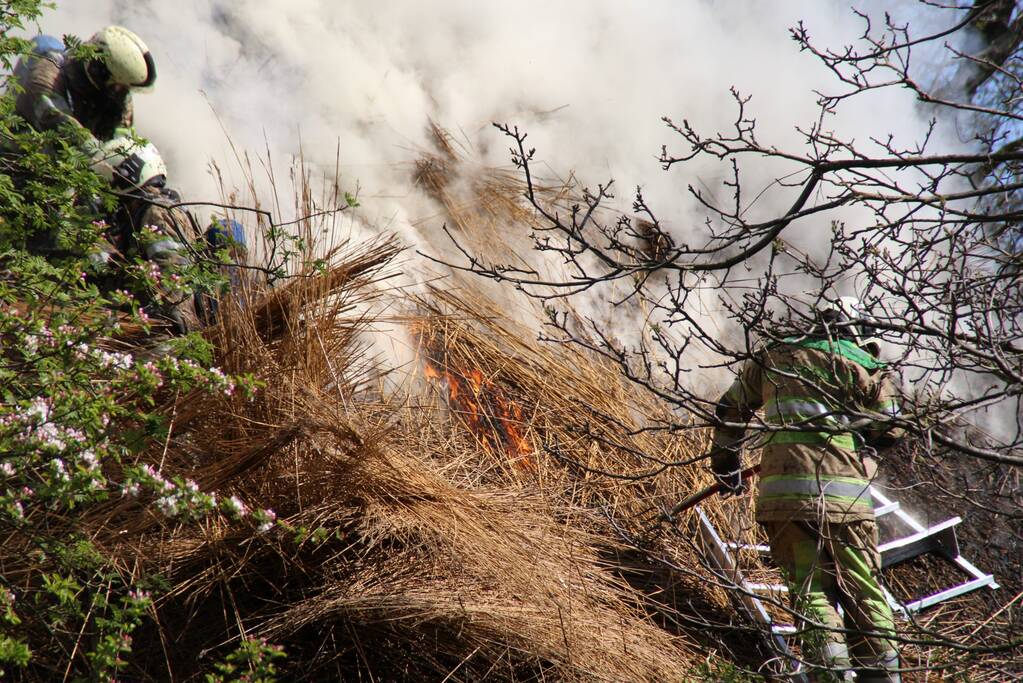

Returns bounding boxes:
[137,52,156,88]
[84,52,155,90]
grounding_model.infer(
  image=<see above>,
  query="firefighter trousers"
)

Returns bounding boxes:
[762,518,900,683]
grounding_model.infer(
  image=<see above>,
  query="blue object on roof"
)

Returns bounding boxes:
[14,35,65,82]
[196,218,250,327]
[205,217,247,251]
[32,35,65,56]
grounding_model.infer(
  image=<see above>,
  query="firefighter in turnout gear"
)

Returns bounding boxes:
[710,297,904,682]
[97,130,201,334]
[10,26,155,178]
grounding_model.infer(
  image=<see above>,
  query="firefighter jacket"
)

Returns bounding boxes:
[13,42,134,148]
[101,187,201,334]
[711,338,904,524]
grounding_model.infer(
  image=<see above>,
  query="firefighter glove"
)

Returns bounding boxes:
[711,446,747,496]
[115,152,145,185]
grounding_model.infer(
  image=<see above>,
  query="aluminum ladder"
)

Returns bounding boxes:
[695,484,998,680]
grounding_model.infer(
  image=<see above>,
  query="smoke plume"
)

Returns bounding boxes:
[36,1,970,397]
[40,1,950,241]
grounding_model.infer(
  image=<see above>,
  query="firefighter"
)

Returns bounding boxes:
[710,297,903,683]
[10,26,155,176]
[98,130,200,335]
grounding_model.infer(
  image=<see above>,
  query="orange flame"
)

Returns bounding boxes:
[420,353,535,471]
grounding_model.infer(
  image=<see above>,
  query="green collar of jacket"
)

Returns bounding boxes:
[783,337,884,371]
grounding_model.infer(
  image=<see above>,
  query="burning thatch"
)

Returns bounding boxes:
[84,247,763,681]
[47,132,1015,683]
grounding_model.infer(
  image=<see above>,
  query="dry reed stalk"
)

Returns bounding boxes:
[64,125,1015,682]
[70,184,707,680]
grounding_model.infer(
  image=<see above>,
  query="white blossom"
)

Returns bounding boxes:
[51,458,69,482]
[80,450,99,470]
[27,397,50,423]
[156,495,180,517]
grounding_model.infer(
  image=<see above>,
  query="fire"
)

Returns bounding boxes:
[422,362,442,381]
[419,353,535,471]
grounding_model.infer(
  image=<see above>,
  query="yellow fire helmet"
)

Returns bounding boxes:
[85,26,156,90]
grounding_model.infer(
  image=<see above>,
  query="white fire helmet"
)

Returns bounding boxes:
[830,297,886,356]
[820,296,868,342]
[835,296,864,321]
[85,26,156,90]
[100,132,167,189]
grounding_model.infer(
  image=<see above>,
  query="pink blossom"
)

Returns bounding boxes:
[225,495,248,517]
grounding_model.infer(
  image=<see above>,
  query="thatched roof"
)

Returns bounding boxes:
[31,132,1014,682]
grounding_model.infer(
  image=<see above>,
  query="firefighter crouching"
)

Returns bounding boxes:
[710,297,904,683]
[10,26,156,178]
[95,130,201,334]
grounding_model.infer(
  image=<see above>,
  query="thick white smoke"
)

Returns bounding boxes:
[36,1,967,396]
[40,1,947,242]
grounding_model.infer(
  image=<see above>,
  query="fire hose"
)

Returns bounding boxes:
[660,463,761,523]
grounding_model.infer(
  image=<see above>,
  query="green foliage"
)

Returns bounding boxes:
[0,634,32,669]
[83,586,151,676]
[204,638,286,683]
[0,1,49,70]
[0,5,280,677]
[277,521,339,546]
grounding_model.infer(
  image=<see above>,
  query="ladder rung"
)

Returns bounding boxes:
[870,486,926,532]
[772,624,797,635]
[745,582,788,593]
[899,573,999,614]
[874,500,900,516]
[867,482,932,535]
[880,516,961,567]
[954,555,1000,589]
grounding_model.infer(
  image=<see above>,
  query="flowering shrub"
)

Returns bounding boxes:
[0,7,281,677]
[205,638,286,683]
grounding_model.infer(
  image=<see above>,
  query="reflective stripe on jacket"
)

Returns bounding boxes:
[759,473,873,514]
[712,337,903,523]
